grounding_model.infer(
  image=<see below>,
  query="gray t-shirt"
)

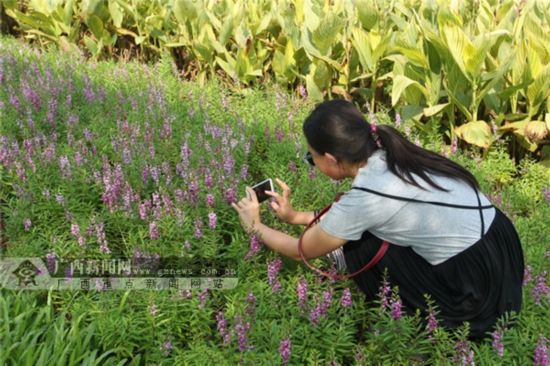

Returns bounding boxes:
[320,150,496,265]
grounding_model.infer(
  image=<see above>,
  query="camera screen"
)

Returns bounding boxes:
[251,179,273,203]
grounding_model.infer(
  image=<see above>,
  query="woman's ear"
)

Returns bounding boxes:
[324,152,339,165]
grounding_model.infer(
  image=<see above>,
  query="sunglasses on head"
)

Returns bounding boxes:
[304,151,315,166]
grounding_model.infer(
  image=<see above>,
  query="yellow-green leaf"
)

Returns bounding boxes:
[391,74,428,106]
[454,121,492,148]
[423,103,450,117]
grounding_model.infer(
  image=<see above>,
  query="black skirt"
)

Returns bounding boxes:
[343,207,524,339]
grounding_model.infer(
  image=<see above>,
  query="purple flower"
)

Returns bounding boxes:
[321,289,333,313]
[194,218,203,239]
[224,186,237,204]
[279,337,291,365]
[247,292,256,304]
[309,304,322,324]
[46,251,57,273]
[204,172,213,189]
[216,311,231,345]
[298,84,307,99]
[188,180,199,204]
[451,137,458,154]
[149,221,159,240]
[340,288,352,308]
[534,335,549,366]
[275,127,284,143]
[223,155,235,176]
[141,165,149,184]
[395,113,402,128]
[378,277,391,310]
[308,167,316,180]
[240,165,248,180]
[454,340,475,366]
[531,271,549,305]
[390,297,403,320]
[160,340,173,355]
[70,223,80,238]
[543,188,550,204]
[23,218,32,231]
[492,328,505,358]
[427,309,439,338]
[94,221,110,254]
[198,288,209,308]
[267,258,282,293]
[206,193,215,207]
[246,292,257,316]
[287,161,297,173]
[235,316,252,352]
[208,211,217,229]
[245,234,262,259]
[139,203,147,220]
[297,278,308,310]
[310,289,334,324]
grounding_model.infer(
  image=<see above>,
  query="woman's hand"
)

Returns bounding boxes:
[265,178,297,224]
[231,186,261,233]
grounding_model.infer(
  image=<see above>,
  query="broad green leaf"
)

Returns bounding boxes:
[442,24,473,81]
[356,0,379,30]
[351,27,373,71]
[299,26,341,71]
[312,13,344,56]
[29,0,55,15]
[83,35,98,55]
[215,54,236,79]
[234,21,251,50]
[82,0,102,18]
[454,121,492,148]
[400,104,424,121]
[467,30,510,80]
[391,74,428,106]
[306,72,324,102]
[108,1,124,28]
[2,0,17,9]
[423,103,449,117]
[63,0,75,25]
[173,0,196,24]
[86,14,104,40]
[395,45,429,69]
[303,0,320,31]
[255,13,272,35]
[205,25,225,54]
[313,60,331,90]
[527,64,550,115]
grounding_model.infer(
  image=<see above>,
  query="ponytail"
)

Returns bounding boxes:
[375,125,479,191]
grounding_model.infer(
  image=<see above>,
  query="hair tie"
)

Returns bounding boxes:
[370,123,382,148]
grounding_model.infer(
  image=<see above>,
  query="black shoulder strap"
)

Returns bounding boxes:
[350,186,494,210]
[473,187,485,237]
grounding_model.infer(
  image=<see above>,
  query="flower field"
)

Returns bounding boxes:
[1,36,550,365]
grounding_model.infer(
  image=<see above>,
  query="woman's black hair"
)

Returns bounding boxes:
[302,100,479,191]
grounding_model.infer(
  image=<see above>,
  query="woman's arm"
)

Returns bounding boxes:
[232,186,346,260]
[248,221,347,261]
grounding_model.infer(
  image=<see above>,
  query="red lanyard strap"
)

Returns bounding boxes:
[298,202,390,280]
